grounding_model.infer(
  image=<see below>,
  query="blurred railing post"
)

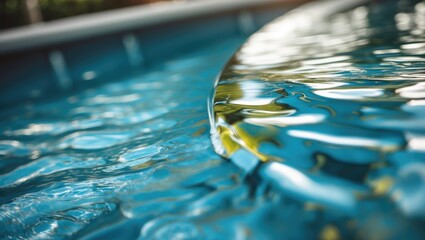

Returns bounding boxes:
[24,0,43,24]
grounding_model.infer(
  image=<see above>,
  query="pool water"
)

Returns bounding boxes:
[2,34,347,240]
[1,0,425,239]
[211,0,425,239]
[0,37,266,239]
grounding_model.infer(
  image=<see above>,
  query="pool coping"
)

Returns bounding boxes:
[0,0,300,55]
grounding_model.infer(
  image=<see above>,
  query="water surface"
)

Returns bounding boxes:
[0,37,270,239]
[1,0,425,239]
[210,0,425,238]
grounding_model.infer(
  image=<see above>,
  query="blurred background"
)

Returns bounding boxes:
[0,0,172,30]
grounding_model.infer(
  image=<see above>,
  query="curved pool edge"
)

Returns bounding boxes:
[0,0,304,108]
[208,0,370,164]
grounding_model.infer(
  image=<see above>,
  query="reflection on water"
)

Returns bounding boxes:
[0,38,269,239]
[211,0,425,238]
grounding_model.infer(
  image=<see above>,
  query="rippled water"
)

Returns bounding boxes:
[210,0,425,238]
[2,1,425,239]
[0,37,270,239]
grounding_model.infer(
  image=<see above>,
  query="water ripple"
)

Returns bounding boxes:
[0,37,252,239]
[59,131,137,150]
[210,0,425,238]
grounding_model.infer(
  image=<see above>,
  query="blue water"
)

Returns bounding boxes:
[2,35,337,240]
[1,0,425,239]
[0,37,268,239]
[210,0,425,239]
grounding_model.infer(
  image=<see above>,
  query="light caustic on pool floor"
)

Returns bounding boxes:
[210,0,425,238]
